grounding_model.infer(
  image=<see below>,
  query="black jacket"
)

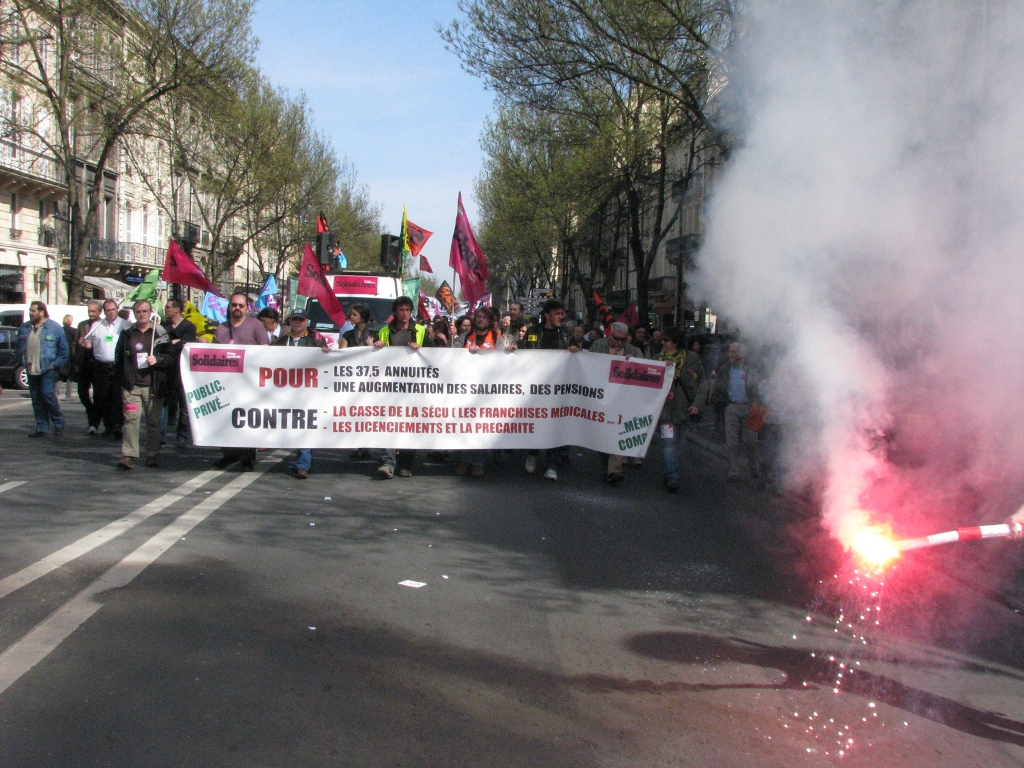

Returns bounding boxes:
[114,322,174,395]
[520,322,573,350]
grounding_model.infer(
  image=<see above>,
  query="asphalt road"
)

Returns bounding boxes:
[1,390,1024,767]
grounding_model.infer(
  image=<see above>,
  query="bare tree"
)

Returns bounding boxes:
[0,0,255,301]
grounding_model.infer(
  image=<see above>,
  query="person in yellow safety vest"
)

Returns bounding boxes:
[373,295,429,478]
[375,296,428,348]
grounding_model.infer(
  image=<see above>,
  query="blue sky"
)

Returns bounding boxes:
[251,0,493,282]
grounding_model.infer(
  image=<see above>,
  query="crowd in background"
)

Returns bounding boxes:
[13,296,779,491]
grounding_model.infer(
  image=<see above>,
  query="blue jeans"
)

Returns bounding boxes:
[458,449,487,468]
[378,448,415,471]
[160,387,191,444]
[28,369,64,432]
[660,421,694,483]
[295,449,312,471]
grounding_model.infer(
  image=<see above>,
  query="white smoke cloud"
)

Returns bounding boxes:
[696,0,1024,544]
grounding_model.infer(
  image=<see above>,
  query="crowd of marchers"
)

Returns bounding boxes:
[13,296,773,492]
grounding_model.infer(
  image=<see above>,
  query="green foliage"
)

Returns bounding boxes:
[444,0,732,318]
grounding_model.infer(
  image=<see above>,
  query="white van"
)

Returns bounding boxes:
[303,272,403,344]
[0,303,93,329]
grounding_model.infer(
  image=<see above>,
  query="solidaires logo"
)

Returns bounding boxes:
[608,360,665,389]
[190,349,245,373]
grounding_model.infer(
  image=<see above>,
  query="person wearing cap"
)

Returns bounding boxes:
[273,308,330,478]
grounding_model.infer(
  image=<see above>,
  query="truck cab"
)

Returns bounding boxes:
[303,272,403,344]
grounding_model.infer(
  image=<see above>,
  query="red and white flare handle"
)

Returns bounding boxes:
[896,523,1024,552]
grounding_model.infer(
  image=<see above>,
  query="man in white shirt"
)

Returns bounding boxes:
[81,299,128,438]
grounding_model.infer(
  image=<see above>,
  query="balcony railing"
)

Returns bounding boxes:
[9,228,21,241]
[0,139,65,186]
[87,238,166,268]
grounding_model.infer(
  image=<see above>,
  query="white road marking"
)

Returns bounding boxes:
[0,481,27,495]
[0,454,284,696]
[0,471,222,600]
[0,399,32,412]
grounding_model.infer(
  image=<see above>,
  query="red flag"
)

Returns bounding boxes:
[406,220,432,257]
[618,303,640,328]
[163,239,220,295]
[420,255,433,273]
[417,289,429,321]
[297,243,347,328]
[317,212,330,234]
[449,193,489,306]
[593,291,614,336]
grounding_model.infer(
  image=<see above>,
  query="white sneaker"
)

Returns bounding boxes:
[87,426,98,435]
[544,467,558,481]
[525,455,537,474]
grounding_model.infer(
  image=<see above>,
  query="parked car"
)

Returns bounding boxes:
[0,326,27,389]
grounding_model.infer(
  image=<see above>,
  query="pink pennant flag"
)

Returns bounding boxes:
[297,243,347,328]
[163,239,220,295]
[448,193,489,306]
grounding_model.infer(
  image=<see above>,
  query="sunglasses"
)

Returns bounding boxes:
[229,302,247,308]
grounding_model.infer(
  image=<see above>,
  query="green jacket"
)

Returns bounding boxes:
[659,349,709,424]
[272,328,329,349]
[377,322,427,346]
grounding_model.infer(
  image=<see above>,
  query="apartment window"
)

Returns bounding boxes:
[9,93,19,145]
[8,16,20,67]
[39,200,45,222]
[10,193,17,230]
[142,205,148,245]
[105,196,115,240]
[157,210,164,242]
[125,202,132,240]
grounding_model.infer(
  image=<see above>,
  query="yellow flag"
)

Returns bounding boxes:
[183,300,215,341]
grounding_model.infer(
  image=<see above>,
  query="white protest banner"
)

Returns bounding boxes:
[181,344,672,456]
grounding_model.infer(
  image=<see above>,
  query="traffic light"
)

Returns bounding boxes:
[316,231,336,267]
[379,234,401,272]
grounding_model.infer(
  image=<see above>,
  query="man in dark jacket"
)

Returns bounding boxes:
[510,298,579,480]
[60,313,78,400]
[113,300,172,470]
[16,301,70,437]
[160,299,197,446]
[658,327,709,491]
[273,308,329,478]
[514,298,578,353]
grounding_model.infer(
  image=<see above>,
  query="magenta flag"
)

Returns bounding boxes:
[163,239,220,295]
[297,243,347,328]
[448,193,489,306]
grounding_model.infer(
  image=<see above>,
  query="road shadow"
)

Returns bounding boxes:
[628,630,1024,747]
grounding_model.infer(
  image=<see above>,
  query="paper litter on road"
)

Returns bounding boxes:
[399,580,426,588]
[324,496,331,500]
[308,626,316,630]
[310,523,316,526]
[442,575,448,579]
